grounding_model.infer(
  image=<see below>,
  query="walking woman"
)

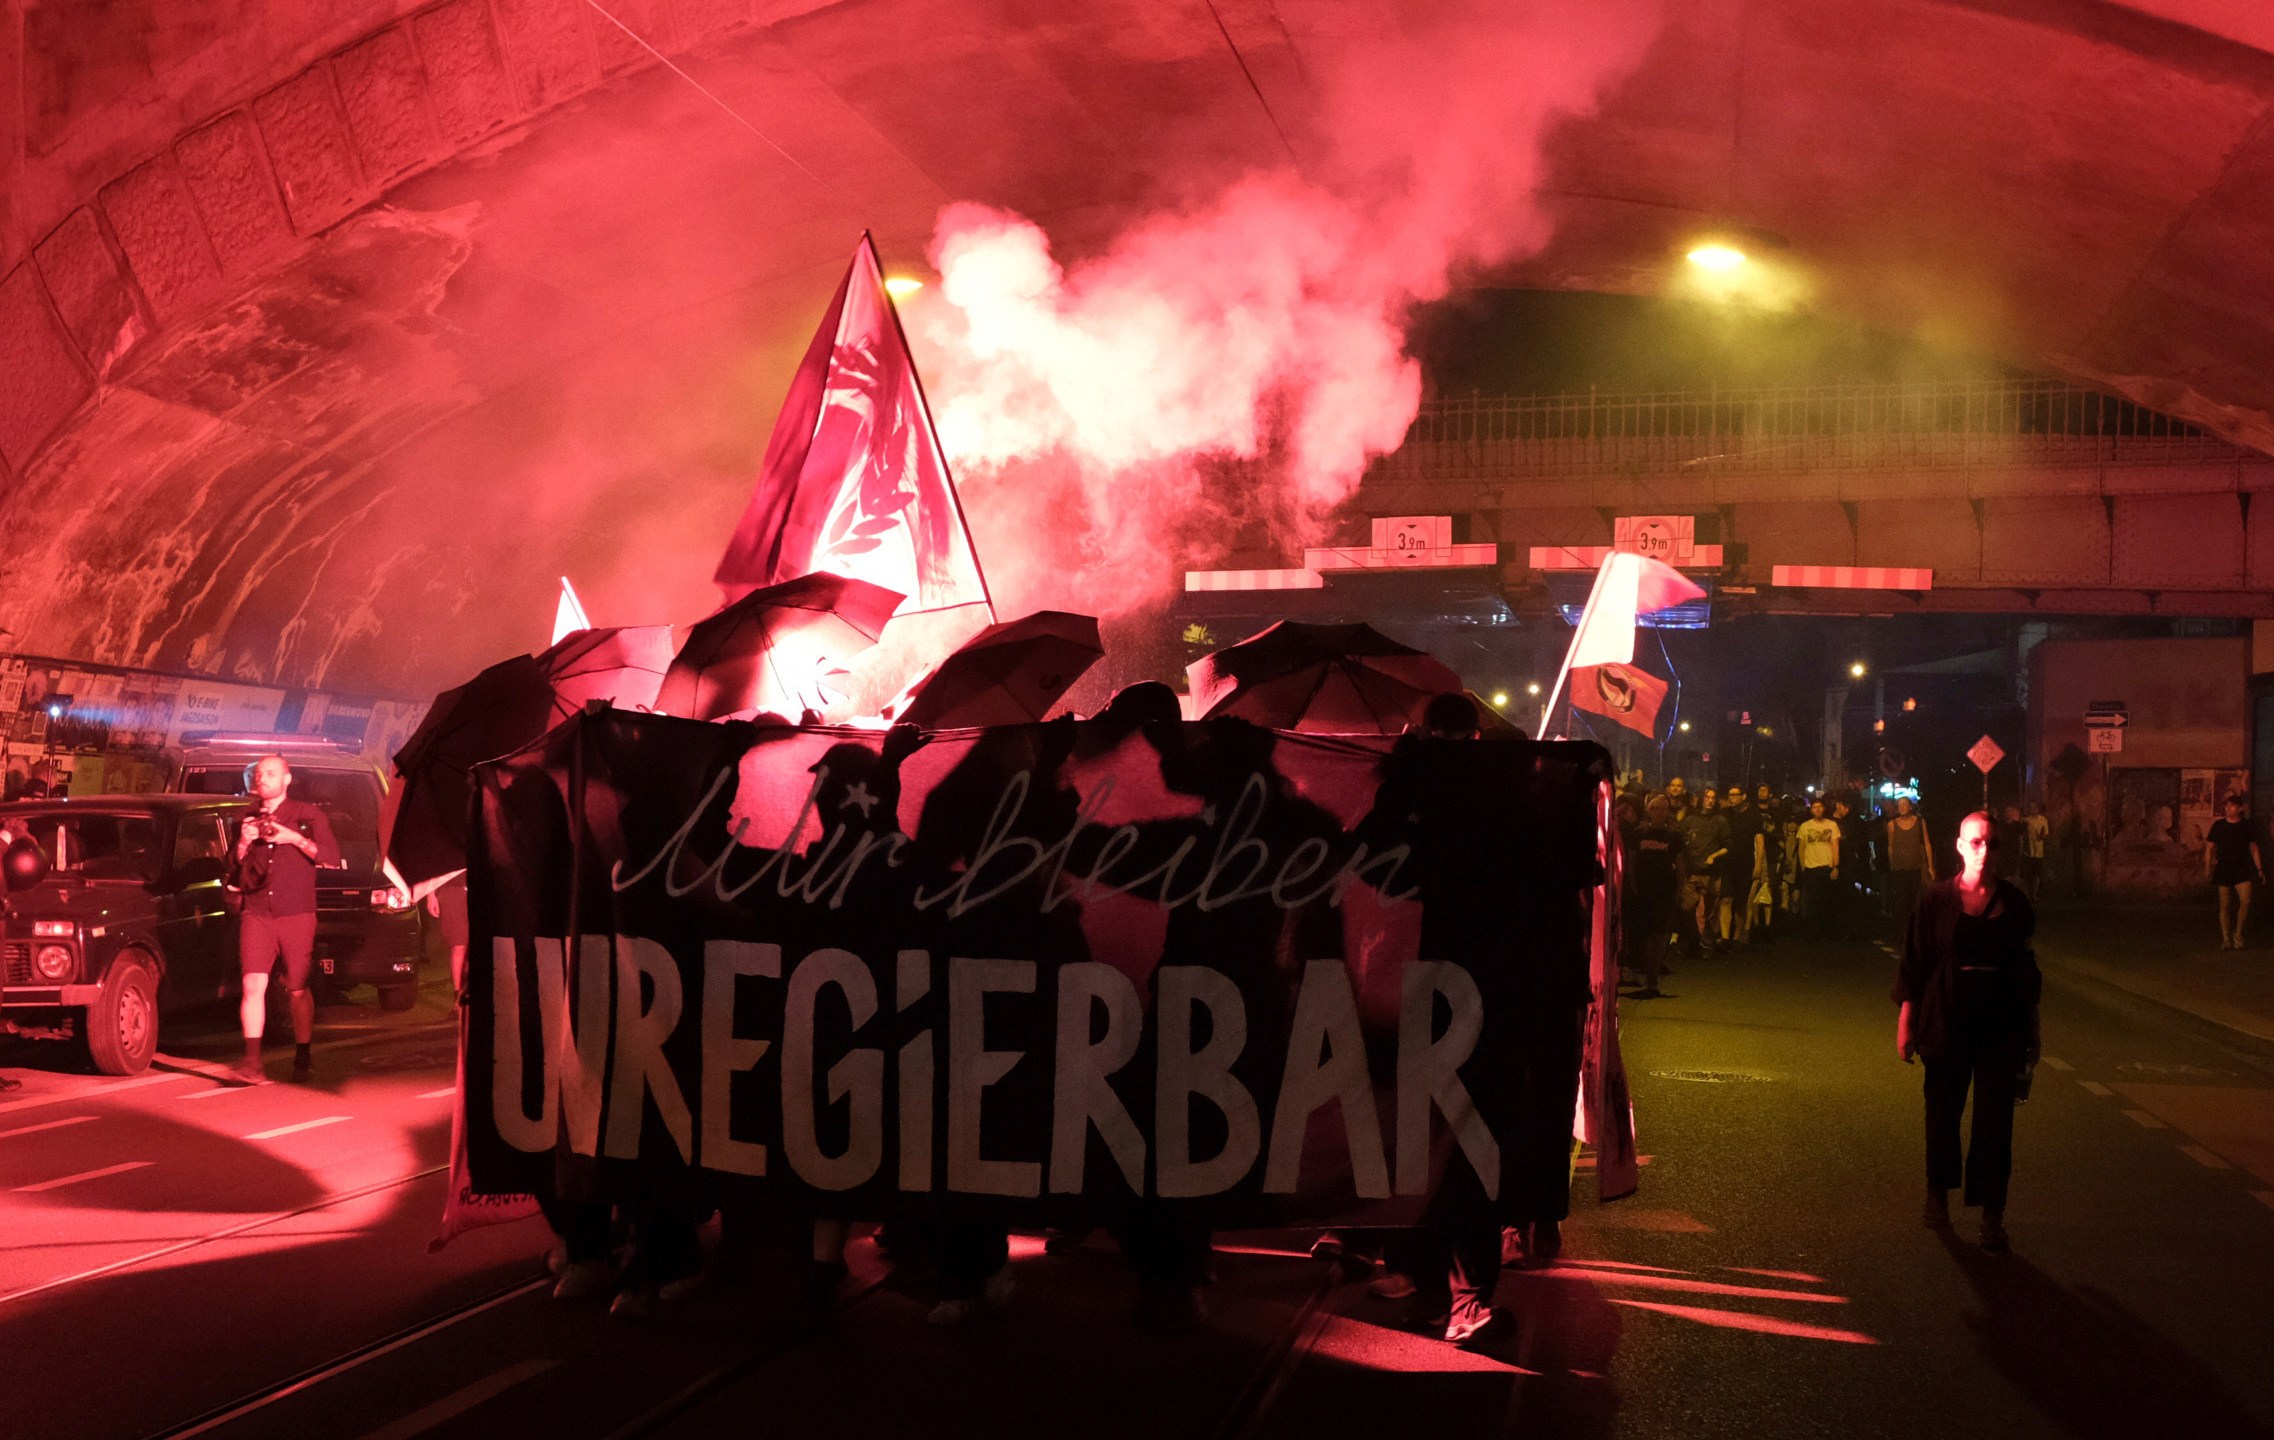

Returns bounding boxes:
[1893,811,2040,1253]
[2204,793,2263,950]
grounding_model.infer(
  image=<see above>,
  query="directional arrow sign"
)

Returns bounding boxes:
[1967,735,2006,774]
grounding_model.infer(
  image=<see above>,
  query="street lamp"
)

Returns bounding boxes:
[1849,660,1867,679]
[1525,680,1542,697]
[1678,720,1692,733]
[1490,691,1509,708]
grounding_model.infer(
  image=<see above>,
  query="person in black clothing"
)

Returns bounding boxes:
[2204,794,2264,950]
[1893,811,2039,1253]
[229,755,343,1083]
[1626,793,1684,997]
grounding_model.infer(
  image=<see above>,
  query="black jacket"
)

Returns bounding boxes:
[1892,878,2039,1057]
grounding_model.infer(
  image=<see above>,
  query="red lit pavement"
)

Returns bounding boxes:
[6,925,2274,1440]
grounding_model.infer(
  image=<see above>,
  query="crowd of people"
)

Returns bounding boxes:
[1613,778,2053,997]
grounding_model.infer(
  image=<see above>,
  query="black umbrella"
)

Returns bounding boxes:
[1185,621,1465,734]
[894,610,1102,728]
[536,624,675,711]
[387,654,561,886]
[655,572,902,722]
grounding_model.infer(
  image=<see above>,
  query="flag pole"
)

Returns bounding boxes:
[866,232,997,625]
[1539,555,1615,739]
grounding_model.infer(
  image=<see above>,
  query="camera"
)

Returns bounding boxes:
[255,815,278,841]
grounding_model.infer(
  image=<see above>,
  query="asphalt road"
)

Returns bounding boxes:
[4,928,2272,1440]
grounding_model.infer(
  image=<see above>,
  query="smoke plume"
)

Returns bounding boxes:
[913,0,1661,619]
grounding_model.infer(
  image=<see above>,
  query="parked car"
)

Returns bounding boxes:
[0,796,252,1074]
[168,736,424,1011]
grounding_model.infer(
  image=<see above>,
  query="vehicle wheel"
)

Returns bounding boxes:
[378,981,418,1012]
[85,955,159,1076]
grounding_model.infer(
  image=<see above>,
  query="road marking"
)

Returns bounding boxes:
[13,1161,153,1193]
[0,1070,191,1116]
[2040,1056,2073,1071]
[244,1116,351,1141]
[0,1115,98,1141]
[353,1358,557,1440]
[180,1086,245,1101]
[0,1164,452,1310]
[416,1087,456,1100]
[2121,1108,2168,1130]
[2177,1145,2233,1170]
[2080,1081,2115,1097]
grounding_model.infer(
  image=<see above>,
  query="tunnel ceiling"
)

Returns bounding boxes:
[5,0,2274,700]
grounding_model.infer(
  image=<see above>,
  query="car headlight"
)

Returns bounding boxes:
[33,944,75,981]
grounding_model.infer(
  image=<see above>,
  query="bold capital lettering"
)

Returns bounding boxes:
[700,941,779,1176]
[1155,966,1261,1197]
[491,936,558,1153]
[781,948,884,1190]
[1395,961,1499,1198]
[606,937,694,1163]
[491,936,609,1156]
[898,949,933,1191]
[947,957,1041,1196]
[1049,963,1145,1193]
[1265,961,1388,1197]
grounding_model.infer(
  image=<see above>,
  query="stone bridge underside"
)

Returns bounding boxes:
[9,0,2274,696]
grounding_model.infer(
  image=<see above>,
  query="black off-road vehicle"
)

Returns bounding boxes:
[0,794,422,1074]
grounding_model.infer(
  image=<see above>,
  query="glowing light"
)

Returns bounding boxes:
[1526,680,1542,697]
[1677,720,1692,733]
[1873,718,1886,734]
[882,275,925,298]
[1848,660,1867,679]
[1903,696,1917,711]
[1686,243,1747,272]
[1490,691,1510,708]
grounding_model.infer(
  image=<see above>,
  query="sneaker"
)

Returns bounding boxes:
[1922,1189,1952,1230]
[608,1285,654,1319]
[656,1269,708,1302]
[552,1259,617,1301]
[1367,1270,1418,1300]
[1979,1213,2010,1253]
[1443,1308,1511,1350]
[289,1046,314,1083]
[1309,1233,1371,1281]
[928,1266,1014,1325]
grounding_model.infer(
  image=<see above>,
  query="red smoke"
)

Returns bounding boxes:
[911,0,1661,620]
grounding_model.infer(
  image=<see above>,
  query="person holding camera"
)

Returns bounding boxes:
[230,755,342,1083]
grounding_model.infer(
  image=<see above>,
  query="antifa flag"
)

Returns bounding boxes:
[712,235,992,619]
[464,711,1621,1228]
[1570,661,1668,738]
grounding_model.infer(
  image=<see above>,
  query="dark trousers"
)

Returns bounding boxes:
[1888,869,1924,942]
[1923,1046,2023,1210]
[1406,1222,1502,1330]
[927,1222,1009,1299]
[1800,867,1837,937]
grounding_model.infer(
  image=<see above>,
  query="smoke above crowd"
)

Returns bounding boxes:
[910,1,1660,618]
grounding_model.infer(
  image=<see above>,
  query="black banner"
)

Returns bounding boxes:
[467,711,1612,1228]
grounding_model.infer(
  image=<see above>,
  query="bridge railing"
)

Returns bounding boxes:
[1376,379,2257,477]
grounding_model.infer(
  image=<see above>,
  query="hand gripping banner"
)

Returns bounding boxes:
[464,710,1616,1230]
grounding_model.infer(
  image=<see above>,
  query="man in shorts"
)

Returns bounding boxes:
[231,755,343,1083]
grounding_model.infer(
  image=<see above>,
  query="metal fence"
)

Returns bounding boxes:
[1376,379,2257,477]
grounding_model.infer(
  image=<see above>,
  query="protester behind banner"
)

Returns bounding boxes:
[462,711,1618,1233]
